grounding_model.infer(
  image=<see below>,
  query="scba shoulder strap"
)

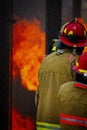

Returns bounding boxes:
[56,49,66,55]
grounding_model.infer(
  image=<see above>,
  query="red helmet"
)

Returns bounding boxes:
[59,18,87,47]
[73,52,87,75]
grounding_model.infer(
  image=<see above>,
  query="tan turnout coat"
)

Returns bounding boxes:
[57,81,87,130]
[36,49,79,129]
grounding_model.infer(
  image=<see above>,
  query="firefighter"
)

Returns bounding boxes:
[48,39,61,54]
[48,21,69,54]
[35,18,87,130]
[57,52,87,130]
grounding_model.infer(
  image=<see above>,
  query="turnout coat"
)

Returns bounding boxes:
[36,49,79,130]
[57,81,87,130]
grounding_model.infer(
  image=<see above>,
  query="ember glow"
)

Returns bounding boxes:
[13,18,46,91]
[83,46,87,53]
[77,17,87,30]
[12,18,46,130]
[12,108,36,130]
[77,17,87,53]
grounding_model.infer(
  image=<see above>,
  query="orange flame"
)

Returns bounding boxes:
[13,18,46,91]
[77,17,87,53]
[83,46,87,53]
[77,17,87,30]
[12,108,36,130]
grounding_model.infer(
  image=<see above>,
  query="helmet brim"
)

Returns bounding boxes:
[60,35,87,47]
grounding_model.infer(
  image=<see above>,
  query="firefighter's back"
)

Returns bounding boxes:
[36,50,79,129]
[57,81,87,130]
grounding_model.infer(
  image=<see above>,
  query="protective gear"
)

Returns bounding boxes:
[36,18,86,129]
[59,18,87,47]
[57,81,87,130]
[57,53,87,129]
[48,39,61,54]
[36,50,79,129]
[51,39,60,52]
[73,52,87,75]
[37,122,61,130]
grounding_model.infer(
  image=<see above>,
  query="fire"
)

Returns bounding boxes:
[77,17,87,53]
[13,18,46,91]
[12,108,36,130]
[83,46,87,53]
[77,17,87,30]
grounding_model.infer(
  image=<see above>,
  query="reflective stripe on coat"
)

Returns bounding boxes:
[37,122,61,130]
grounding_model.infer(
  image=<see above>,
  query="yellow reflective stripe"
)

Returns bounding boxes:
[52,46,57,51]
[64,28,67,33]
[76,62,79,66]
[79,69,87,73]
[75,62,87,73]
[37,121,61,130]
[37,127,51,130]
[68,31,73,35]
[37,122,61,128]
